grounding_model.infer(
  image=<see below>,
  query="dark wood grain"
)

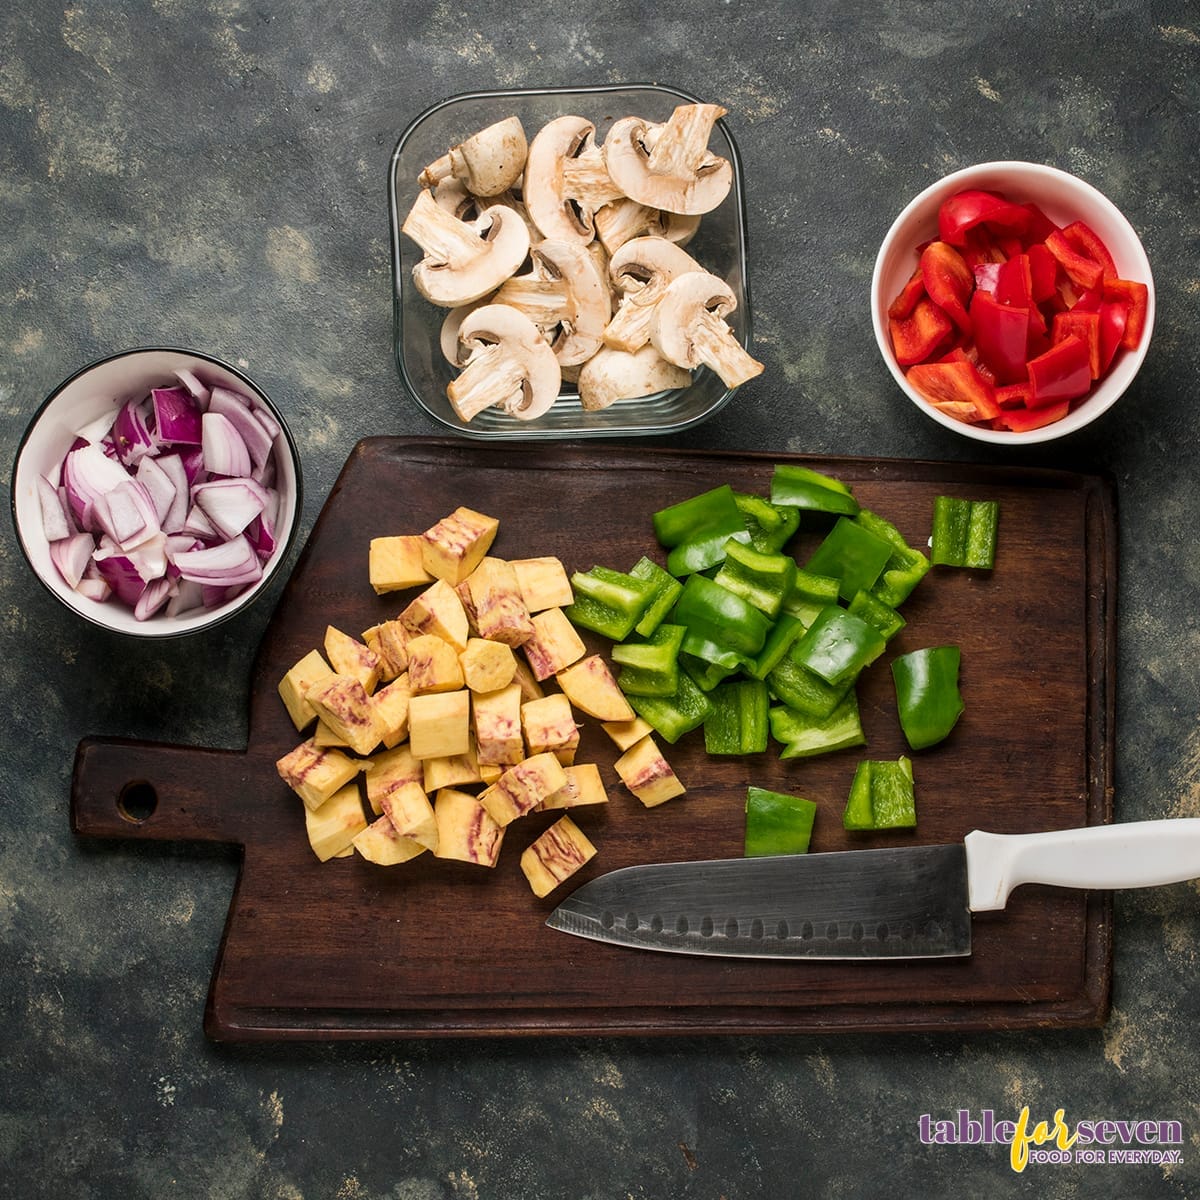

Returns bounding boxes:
[70,437,1116,1040]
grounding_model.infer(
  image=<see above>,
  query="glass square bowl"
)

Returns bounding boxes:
[388,84,752,439]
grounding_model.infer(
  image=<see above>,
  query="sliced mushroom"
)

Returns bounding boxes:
[577,345,692,411]
[402,188,530,307]
[418,116,528,198]
[604,104,733,216]
[493,239,611,366]
[602,237,703,353]
[592,198,702,256]
[523,116,625,244]
[446,304,562,422]
[649,271,763,389]
[440,296,495,367]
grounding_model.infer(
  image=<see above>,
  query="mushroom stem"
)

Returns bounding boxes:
[560,148,625,212]
[647,104,728,178]
[671,311,763,389]
[403,190,491,269]
[447,346,534,421]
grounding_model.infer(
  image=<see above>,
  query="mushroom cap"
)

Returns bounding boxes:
[608,236,704,297]
[604,115,733,216]
[577,345,692,411]
[531,239,612,366]
[523,115,602,243]
[454,304,562,420]
[420,115,528,197]
[648,271,739,369]
[410,202,531,307]
[440,297,495,366]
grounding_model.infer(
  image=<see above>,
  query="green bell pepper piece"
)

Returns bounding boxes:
[744,786,817,857]
[611,624,686,698]
[712,538,797,619]
[653,484,750,576]
[734,492,801,553]
[769,464,860,516]
[805,517,894,602]
[628,670,712,744]
[671,574,772,657]
[766,642,854,719]
[853,508,931,607]
[704,678,770,755]
[768,690,866,760]
[629,556,684,637]
[891,646,965,750]
[843,756,916,831]
[566,566,656,640]
[680,631,752,672]
[780,568,842,624]
[931,496,999,569]
[847,589,906,641]
[747,613,806,680]
[791,606,886,687]
[679,653,737,692]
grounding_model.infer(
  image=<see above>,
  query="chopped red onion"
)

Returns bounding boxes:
[112,398,156,467]
[207,387,274,470]
[37,476,72,542]
[49,533,95,589]
[193,477,269,539]
[134,576,174,621]
[152,386,203,445]
[172,367,211,404]
[40,372,287,621]
[201,411,251,477]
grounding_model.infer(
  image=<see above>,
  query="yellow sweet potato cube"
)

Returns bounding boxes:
[478,752,568,827]
[421,507,500,586]
[400,578,470,652]
[510,556,574,613]
[378,780,439,852]
[372,673,412,748]
[305,674,383,756]
[369,535,433,594]
[460,637,518,694]
[433,787,505,867]
[305,782,369,861]
[462,557,534,647]
[473,683,525,767]
[422,743,483,792]
[521,693,580,765]
[601,716,655,751]
[614,735,685,808]
[539,762,610,811]
[278,649,335,732]
[276,740,362,812]
[408,690,471,759]
[520,815,597,897]
[364,744,423,815]
[362,619,410,681]
[406,633,466,695]
[557,655,634,721]
[324,625,382,693]
[353,813,428,864]
[312,720,350,749]
[522,608,587,681]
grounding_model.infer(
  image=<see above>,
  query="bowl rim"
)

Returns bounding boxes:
[386,82,754,440]
[871,159,1156,446]
[11,345,304,639]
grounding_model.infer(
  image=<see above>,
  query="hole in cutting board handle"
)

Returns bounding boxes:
[118,780,158,823]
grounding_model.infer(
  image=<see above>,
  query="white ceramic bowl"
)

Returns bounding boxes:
[11,348,302,637]
[871,161,1155,445]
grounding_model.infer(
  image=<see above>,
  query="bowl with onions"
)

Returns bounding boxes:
[11,348,303,637]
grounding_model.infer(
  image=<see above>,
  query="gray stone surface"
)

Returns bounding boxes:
[3,2,1199,1197]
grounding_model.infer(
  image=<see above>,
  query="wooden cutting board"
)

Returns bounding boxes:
[71,437,1116,1041]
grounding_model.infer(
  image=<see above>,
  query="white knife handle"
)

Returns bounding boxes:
[964,820,1200,912]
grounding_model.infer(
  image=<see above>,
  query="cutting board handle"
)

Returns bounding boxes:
[72,736,253,845]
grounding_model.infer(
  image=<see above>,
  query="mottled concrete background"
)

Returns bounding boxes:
[3,2,1199,1197]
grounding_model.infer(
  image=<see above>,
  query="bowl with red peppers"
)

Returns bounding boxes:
[871,161,1154,444]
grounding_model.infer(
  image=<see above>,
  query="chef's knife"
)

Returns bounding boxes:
[546,821,1200,960]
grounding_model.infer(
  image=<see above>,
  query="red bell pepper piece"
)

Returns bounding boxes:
[1051,310,1102,379]
[973,261,1002,294]
[938,190,1032,247]
[995,400,1070,432]
[889,297,954,365]
[919,241,974,333]
[1061,220,1117,283]
[888,268,926,320]
[1069,287,1103,313]
[1098,300,1130,373]
[907,360,1000,423]
[994,254,1047,336]
[1019,202,1060,246]
[994,382,1033,409]
[970,289,1030,384]
[1103,278,1149,350]
[1026,242,1059,302]
[1044,229,1104,290]
[1026,335,1092,407]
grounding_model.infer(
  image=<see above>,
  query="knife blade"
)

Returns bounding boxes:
[546,820,1200,961]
